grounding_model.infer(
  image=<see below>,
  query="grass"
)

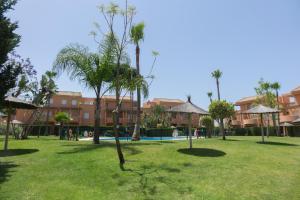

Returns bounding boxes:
[0,136,300,200]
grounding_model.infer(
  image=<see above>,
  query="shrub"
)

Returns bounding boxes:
[145,128,173,137]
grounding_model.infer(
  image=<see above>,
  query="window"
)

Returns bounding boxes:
[61,99,67,105]
[289,97,296,104]
[71,100,77,106]
[49,98,53,104]
[84,101,93,105]
[83,112,89,120]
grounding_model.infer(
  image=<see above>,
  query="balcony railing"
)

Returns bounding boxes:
[280,115,298,123]
[232,120,241,126]
[243,118,258,126]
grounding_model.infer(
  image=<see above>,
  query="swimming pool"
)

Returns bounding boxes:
[79,136,191,141]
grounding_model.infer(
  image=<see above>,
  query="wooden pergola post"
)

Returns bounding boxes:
[260,113,265,143]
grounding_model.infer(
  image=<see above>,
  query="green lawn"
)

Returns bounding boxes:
[1,136,300,200]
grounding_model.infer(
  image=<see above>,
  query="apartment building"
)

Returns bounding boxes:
[15,91,138,128]
[233,85,300,127]
[143,98,201,127]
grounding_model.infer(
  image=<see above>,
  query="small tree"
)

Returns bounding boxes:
[209,100,235,140]
[54,112,70,140]
[200,116,214,138]
[255,79,277,137]
[142,105,171,128]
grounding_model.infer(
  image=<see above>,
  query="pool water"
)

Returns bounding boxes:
[79,136,189,141]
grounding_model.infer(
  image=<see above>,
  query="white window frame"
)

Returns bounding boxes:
[61,99,67,105]
[83,112,90,120]
[71,100,77,106]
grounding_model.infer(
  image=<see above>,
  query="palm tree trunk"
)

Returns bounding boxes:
[216,79,225,140]
[276,91,280,136]
[59,123,63,140]
[45,96,50,136]
[217,79,220,101]
[133,45,141,141]
[220,118,225,140]
[114,60,125,165]
[94,88,101,144]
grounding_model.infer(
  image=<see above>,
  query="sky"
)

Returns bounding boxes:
[8,0,300,109]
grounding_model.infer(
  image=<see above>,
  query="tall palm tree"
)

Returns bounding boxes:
[207,92,213,103]
[211,69,225,139]
[130,22,145,141]
[271,82,281,136]
[211,70,222,101]
[53,38,114,144]
[40,70,57,136]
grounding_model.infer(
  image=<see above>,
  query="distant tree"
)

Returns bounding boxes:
[7,54,37,98]
[255,79,277,137]
[40,71,58,136]
[207,92,213,103]
[142,105,171,128]
[211,70,222,100]
[131,22,145,141]
[54,112,70,140]
[271,82,281,136]
[255,79,276,107]
[0,0,21,104]
[200,116,214,138]
[209,100,235,140]
[211,69,225,138]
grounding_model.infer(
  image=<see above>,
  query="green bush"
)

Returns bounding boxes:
[145,128,173,137]
[232,127,277,136]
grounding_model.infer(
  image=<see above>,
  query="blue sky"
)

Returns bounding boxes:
[8,0,300,109]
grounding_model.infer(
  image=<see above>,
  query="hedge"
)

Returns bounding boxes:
[231,127,277,136]
[144,128,174,137]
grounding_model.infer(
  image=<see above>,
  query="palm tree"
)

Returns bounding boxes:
[211,69,225,139]
[55,112,70,140]
[130,22,145,141]
[207,92,213,103]
[211,70,222,101]
[53,37,114,144]
[40,70,57,136]
[271,82,281,136]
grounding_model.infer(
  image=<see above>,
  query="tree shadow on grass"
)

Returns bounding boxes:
[256,141,298,146]
[58,142,143,156]
[177,148,226,157]
[0,162,19,184]
[119,163,183,199]
[0,149,39,157]
[223,139,241,142]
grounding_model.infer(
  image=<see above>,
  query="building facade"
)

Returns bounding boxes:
[15,91,138,128]
[15,94,203,130]
[233,85,300,127]
[143,98,201,127]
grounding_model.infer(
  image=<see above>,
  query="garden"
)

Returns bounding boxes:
[1,136,300,200]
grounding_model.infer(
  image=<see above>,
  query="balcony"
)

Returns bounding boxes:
[232,120,241,126]
[280,115,298,123]
[243,118,258,126]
